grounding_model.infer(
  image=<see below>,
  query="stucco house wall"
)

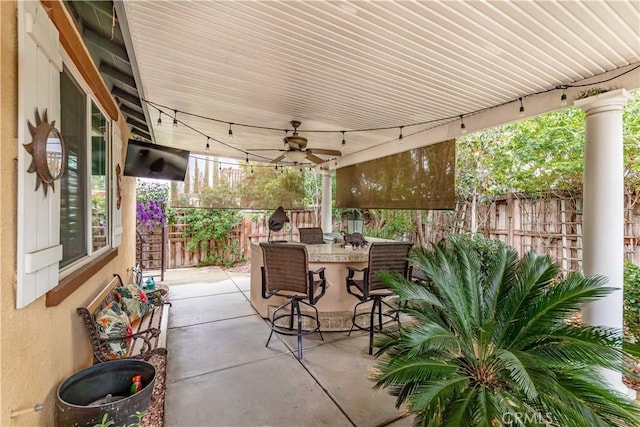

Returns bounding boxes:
[1,2,137,425]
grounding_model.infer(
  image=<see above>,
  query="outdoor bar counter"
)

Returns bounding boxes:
[250,242,370,330]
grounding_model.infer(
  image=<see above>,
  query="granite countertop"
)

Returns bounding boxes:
[251,241,369,263]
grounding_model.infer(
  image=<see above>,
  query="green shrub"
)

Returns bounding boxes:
[624,260,640,341]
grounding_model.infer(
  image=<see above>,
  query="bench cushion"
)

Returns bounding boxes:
[95,301,133,359]
[115,283,154,324]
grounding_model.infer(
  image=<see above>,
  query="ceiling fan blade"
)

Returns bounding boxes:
[271,154,286,163]
[247,148,286,152]
[307,148,342,156]
[306,153,325,164]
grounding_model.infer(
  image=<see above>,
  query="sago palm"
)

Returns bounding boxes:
[372,238,640,427]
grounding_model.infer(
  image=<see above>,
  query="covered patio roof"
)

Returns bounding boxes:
[107,1,640,168]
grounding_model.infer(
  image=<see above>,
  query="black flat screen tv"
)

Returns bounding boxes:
[123,139,190,181]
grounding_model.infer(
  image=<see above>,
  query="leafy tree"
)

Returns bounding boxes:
[372,237,640,426]
[236,164,306,208]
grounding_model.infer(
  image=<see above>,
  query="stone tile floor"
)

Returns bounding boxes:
[157,266,412,427]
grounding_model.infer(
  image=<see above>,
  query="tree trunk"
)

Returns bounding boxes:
[415,210,427,248]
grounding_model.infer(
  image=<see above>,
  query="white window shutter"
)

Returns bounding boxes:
[112,123,123,247]
[16,2,63,308]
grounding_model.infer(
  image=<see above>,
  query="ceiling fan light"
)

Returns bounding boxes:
[285,150,307,163]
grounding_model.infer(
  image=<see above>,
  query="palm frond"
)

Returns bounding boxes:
[493,349,539,399]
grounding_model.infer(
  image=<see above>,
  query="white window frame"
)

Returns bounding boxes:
[59,53,113,278]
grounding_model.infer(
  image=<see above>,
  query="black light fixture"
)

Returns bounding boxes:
[518,97,525,117]
[205,137,210,151]
[460,115,466,134]
[347,210,364,234]
[245,154,249,163]
[341,131,346,146]
[398,126,404,142]
[228,123,234,139]
[173,109,178,127]
[157,111,162,126]
[561,88,568,106]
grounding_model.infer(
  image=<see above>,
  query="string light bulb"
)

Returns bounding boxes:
[518,97,525,117]
[245,154,249,163]
[157,111,162,126]
[341,131,346,146]
[173,110,178,127]
[460,115,467,134]
[205,137,210,151]
[228,123,234,139]
[398,126,404,142]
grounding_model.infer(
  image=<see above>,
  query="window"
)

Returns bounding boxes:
[59,67,110,269]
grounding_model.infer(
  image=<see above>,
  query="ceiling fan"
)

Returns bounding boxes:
[250,120,342,164]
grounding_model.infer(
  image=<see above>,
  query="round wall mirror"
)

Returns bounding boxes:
[46,128,65,181]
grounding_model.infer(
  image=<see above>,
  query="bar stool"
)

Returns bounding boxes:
[260,242,327,359]
[346,242,413,354]
[298,227,325,244]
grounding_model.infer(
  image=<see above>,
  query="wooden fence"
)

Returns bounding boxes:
[137,193,640,271]
[138,209,323,269]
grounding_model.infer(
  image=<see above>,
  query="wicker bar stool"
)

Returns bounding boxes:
[298,227,325,244]
[260,242,327,360]
[346,242,413,355]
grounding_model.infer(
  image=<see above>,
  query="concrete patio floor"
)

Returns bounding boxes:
[157,266,413,427]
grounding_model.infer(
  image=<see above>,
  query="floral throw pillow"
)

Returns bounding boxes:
[114,284,154,324]
[95,301,132,359]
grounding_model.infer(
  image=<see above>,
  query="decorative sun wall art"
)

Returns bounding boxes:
[23,109,66,196]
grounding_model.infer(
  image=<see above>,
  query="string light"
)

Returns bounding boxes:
[398,126,404,142]
[560,88,568,106]
[275,164,278,171]
[157,111,162,126]
[245,154,249,163]
[205,137,210,151]
[173,109,178,128]
[228,123,234,139]
[460,115,466,134]
[251,166,254,174]
[341,131,346,146]
[143,64,640,148]
[518,97,525,117]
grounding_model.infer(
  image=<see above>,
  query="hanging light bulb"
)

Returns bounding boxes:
[560,88,568,106]
[157,111,162,126]
[275,164,278,171]
[251,166,254,174]
[228,123,234,139]
[398,126,404,142]
[173,109,178,127]
[460,115,467,134]
[341,131,346,146]
[245,154,249,163]
[518,97,525,117]
[205,137,210,151]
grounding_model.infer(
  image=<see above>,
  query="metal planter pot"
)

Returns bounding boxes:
[56,359,156,426]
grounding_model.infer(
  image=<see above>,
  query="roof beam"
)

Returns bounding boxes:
[82,27,129,63]
[126,118,151,136]
[99,63,136,90]
[130,128,152,141]
[111,86,143,110]
[120,105,146,123]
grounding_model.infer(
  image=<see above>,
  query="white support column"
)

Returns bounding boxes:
[575,89,633,395]
[321,170,332,233]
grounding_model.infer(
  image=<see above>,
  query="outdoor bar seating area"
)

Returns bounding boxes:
[251,227,415,357]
